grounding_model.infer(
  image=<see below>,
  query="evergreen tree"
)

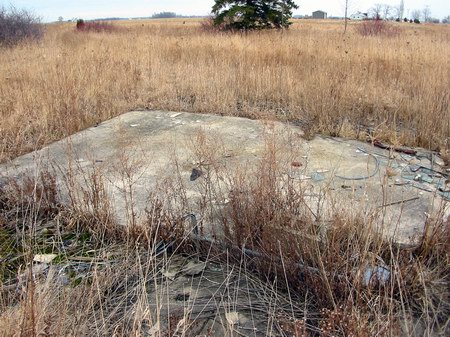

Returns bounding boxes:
[212,0,298,30]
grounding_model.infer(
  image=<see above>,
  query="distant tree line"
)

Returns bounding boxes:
[368,2,445,23]
[151,12,178,19]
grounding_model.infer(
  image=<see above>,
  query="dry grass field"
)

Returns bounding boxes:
[1,19,449,163]
[1,19,450,336]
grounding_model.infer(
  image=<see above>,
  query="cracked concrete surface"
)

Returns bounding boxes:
[1,110,448,244]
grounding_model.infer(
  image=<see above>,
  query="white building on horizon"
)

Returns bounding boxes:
[349,12,368,20]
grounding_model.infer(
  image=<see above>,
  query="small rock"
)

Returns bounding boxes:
[363,265,390,286]
[175,293,190,301]
[190,168,203,181]
[208,263,223,272]
[58,273,70,286]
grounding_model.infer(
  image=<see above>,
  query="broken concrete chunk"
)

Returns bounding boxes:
[413,173,434,184]
[409,165,420,172]
[33,254,57,264]
[162,270,178,280]
[419,167,437,176]
[420,174,434,184]
[433,155,445,167]
[438,180,450,192]
[225,311,240,325]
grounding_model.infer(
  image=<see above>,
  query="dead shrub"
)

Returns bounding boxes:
[356,19,400,37]
[0,6,43,47]
[75,19,118,33]
[0,171,59,218]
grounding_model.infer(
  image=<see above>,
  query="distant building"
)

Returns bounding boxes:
[349,12,368,20]
[312,10,327,19]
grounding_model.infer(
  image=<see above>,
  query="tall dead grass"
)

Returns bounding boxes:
[1,137,448,336]
[0,20,449,162]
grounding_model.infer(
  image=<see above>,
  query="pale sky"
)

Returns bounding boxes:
[1,1,448,22]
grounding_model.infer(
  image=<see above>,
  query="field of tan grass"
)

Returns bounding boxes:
[0,19,449,163]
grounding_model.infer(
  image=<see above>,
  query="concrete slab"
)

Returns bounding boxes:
[1,110,448,244]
